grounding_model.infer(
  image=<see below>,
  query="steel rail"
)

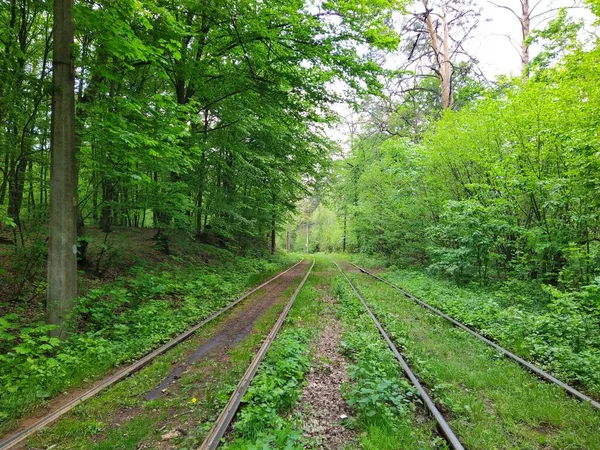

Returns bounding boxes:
[0,260,305,450]
[333,261,465,450]
[348,261,600,412]
[199,259,315,450]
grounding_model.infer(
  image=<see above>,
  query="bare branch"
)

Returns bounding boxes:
[488,1,521,21]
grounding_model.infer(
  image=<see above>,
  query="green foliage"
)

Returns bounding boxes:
[332,28,600,292]
[347,267,600,449]
[230,328,311,448]
[526,9,583,76]
[0,254,291,427]
[384,270,600,394]
[334,279,433,448]
[428,200,510,284]
[224,328,312,449]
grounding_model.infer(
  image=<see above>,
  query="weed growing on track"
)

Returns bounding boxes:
[0,254,294,434]
[334,277,443,450]
[25,278,297,449]
[223,329,313,449]
[223,258,327,449]
[346,270,600,449]
[382,269,600,397]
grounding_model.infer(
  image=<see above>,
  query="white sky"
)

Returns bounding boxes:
[474,0,596,78]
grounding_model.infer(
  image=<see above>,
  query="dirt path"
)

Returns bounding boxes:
[145,261,309,400]
[299,294,356,449]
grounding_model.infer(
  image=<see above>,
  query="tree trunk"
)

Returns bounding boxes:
[100,180,114,232]
[7,157,27,228]
[271,215,276,254]
[421,0,453,109]
[305,223,309,253]
[520,0,530,78]
[47,0,77,339]
[342,209,347,252]
[0,153,9,205]
[286,223,291,252]
[440,1,453,109]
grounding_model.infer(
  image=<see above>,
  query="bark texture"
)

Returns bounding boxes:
[47,0,77,338]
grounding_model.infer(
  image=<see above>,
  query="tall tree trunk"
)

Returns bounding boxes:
[440,1,452,109]
[195,112,208,238]
[342,209,347,252]
[100,180,114,232]
[7,157,27,229]
[27,158,35,214]
[520,0,530,78]
[421,0,453,109]
[286,223,291,252]
[271,216,276,254]
[305,222,309,253]
[270,192,276,254]
[0,153,9,204]
[47,0,77,339]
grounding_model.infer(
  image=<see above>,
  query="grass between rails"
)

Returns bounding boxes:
[333,271,443,450]
[380,269,600,398]
[222,257,327,449]
[23,263,306,449]
[225,257,444,449]
[344,268,600,449]
[347,252,600,398]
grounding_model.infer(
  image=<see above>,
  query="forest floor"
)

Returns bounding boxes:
[0,228,297,437]
[0,226,215,315]
[2,254,600,449]
[14,262,310,449]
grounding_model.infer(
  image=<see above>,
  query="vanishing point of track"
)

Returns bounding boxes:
[0,259,309,450]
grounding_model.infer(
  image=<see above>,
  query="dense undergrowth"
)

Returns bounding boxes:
[0,251,295,431]
[349,252,600,396]
[345,269,600,449]
[224,328,313,449]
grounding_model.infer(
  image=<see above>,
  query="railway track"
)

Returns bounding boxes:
[334,261,465,450]
[347,261,600,412]
[199,258,315,450]
[0,259,306,450]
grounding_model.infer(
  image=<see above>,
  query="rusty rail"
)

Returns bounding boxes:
[0,260,305,450]
[334,261,465,450]
[199,259,315,450]
[348,261,600,412]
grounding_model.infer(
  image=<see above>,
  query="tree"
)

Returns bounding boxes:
[406,0,480,109]
[47,0,77,338]
[490,0,585,77]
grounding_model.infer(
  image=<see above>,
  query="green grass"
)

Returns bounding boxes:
[226,257,443,449]
[344,268,600,449]
[223,257,328,449]
[0,253,295,434]
[333,271,443,450]
[21,264,305,449]
[381,269,600,397]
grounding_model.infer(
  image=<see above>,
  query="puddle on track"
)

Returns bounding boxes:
[144,261,309,400]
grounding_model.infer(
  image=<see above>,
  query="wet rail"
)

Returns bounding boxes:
[348,262,600,412]
[0,260,305,450]
[199,259,315,450]
[334,261,465,450]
